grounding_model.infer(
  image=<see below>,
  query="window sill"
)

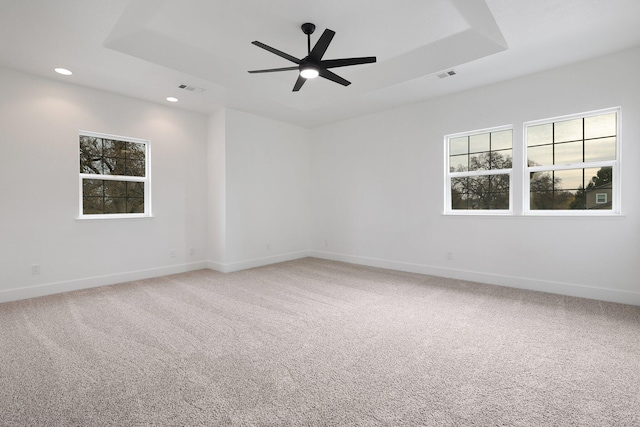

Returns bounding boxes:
[443,211,513,216]
[76,215,154,222]
[442,212,625,219]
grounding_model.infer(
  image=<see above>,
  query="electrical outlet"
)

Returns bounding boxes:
[266,243,270,251]
[170,250,177,258]
[447,252,453,261]
[189,248,195,256]
[31,264,41,275]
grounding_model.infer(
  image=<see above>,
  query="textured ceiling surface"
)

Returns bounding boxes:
[1,0,639,127]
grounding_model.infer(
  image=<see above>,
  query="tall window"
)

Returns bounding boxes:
[79,131,151,218]
[445,126,513,213]
[524,108,619,214]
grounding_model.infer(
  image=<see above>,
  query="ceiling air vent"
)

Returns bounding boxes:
[437,70,456,79]
[178,84,206,93]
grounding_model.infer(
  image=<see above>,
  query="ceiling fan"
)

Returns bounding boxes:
[248,23,376,92]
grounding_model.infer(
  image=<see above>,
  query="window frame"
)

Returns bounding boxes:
[444,124,514,215]
[78,130,152,220]
[523,107,621,216]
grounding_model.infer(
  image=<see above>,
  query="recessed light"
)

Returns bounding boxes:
[166,97,178,103]
[54,68,72,76]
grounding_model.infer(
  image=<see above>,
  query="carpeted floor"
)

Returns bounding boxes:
[1,257,639,426]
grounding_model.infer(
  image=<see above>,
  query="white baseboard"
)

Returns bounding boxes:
[0,261,209,304]
[308,250,640,306]
[4,251,637,307]
[208,250,311,273]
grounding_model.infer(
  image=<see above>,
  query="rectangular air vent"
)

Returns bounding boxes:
[437,70,457,79]
[178,84,206,93]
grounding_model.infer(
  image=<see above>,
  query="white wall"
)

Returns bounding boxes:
[220,109,310,271]
[0,69,311,301]
[207,108,226,266]
[2,48,639,306]
[309,47,640,305]
[0,68,209,302]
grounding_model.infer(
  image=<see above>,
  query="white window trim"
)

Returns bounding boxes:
[522,107,621,216]
[444,124,514,215]
[78,130,152,220]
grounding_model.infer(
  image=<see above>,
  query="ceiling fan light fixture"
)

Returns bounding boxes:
[300,66,319,79]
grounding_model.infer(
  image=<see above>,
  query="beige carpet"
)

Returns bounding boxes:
[1,257,639,426]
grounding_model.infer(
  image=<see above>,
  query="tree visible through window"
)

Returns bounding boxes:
[79,132,150,217]
[525,109,618,213]
[444,108,620,216]
[446,127,513,212]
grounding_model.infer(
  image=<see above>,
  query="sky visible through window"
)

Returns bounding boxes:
[526,111,616,211]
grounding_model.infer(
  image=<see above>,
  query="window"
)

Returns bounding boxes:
[79,131,151,218]
[445,126,513,213]
[524,108,619,214]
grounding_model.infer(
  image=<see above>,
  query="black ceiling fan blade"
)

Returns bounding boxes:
[318,68,351,86]
[251,41,301,64]
[321,56,377,69]
[248,66,299,74]
[292,75,307,92]
[309,29,335,61]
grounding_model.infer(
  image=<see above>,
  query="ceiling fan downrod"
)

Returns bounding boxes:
[301,23,316,55]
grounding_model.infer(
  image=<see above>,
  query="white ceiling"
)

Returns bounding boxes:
[1,0,639,128]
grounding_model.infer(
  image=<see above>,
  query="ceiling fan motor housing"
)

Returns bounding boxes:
[301,23,316,35]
